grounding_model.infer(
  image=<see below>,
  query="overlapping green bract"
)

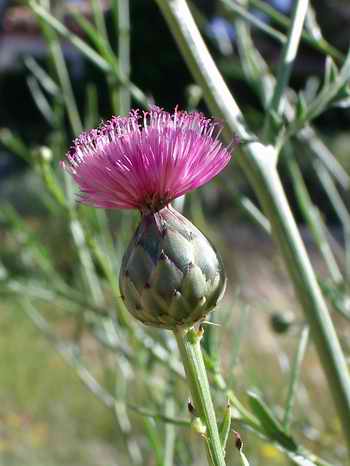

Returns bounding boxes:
[120,206,226,329]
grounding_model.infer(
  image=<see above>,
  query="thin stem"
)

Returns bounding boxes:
[300,127,350,190]
[221,0,286,45]
[248,0,345,62]
[283,325,310,431]
[164,396,177,466]
[265,0,309,137]
[287,155,343,284]
[117,0,131,114]
[233,7,350,189]
[315,161,350,280]
[174,328,226,466]
[89,0,119,112]
[155,0,350,454]
[285,50,350,140]
[30,1,150,108]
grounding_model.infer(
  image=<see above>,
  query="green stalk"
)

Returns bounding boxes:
[283,325,309,431]
[264,0,309,139]
[287,155,343,284]
[174,328,226,466]
[233,7,349,190]
[315,161,350,280]
[248,0,344,62]
[155,0,350,454]
[221,0,286,45]
[164,396,176,466]
[117,0,131,114]
[89,0,119,113]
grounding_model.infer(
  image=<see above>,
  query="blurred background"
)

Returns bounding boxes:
[1,1,350,465]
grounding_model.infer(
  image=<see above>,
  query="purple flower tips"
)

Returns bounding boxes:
[62,106,233,213]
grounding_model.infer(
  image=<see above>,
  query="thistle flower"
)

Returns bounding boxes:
[62,106,233,330]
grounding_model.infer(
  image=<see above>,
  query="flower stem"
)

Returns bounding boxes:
[174,327,226,466]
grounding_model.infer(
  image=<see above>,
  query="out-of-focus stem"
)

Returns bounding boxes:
[155,0,350,454]
[118,0,131,114]
[315,161,350,280]
[247,0,344,62]
[264,0,309,139]
[89,0,119,112]
[283,326,309,431]
[221,0,285,45]
[287,156,343,284]
[174,328,226,466]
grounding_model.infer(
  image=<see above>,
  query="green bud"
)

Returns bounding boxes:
[120,206,226,330]
[270,312,294,334]
[191,417,207,436]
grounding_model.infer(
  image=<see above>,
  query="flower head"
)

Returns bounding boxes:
[62,106,232,213]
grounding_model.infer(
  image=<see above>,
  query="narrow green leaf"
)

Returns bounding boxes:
[324,56,338,88]
[247,391,298,451]
[84,83,99,129]
[30,1,111,72]
[219,403,231,453]
[296,92,307,120]
[305,5,322,42]
[70,8,115,64]
[163,396,177,466]
[27,76,55,125]
[143,417,165,466]
[283,326,310,430]
[127,403,189,427]
[35,148,66,208]
[25,56,60,96]
[319,280,350,320]
[0,129,31,161]
[29,1,149,107]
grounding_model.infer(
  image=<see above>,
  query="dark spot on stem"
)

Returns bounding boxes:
[233,431,243,451]
[187,400,195,415]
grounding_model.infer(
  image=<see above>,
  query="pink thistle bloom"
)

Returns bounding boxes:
[62,106,232,213]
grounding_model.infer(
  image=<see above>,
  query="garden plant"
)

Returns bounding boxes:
[1,1,350,465]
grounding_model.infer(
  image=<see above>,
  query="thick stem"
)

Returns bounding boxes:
[156,0,350,454]
[174,328,226,466]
